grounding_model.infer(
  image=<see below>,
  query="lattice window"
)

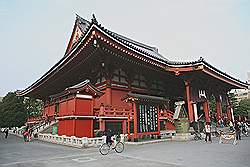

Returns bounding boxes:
[112,69,128,84]
[96,72,106,84]
[151,80,164,91]
[132,73,147,88]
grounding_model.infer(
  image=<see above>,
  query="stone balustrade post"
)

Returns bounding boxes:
[82,137,88,147]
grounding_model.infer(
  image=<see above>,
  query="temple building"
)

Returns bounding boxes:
[17,14,248,140]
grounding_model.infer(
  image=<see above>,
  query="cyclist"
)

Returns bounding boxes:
[105,129,112,146]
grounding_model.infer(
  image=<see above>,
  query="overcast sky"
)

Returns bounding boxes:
[0,0,249,97]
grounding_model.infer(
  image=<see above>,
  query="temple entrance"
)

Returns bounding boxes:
[192,102,206,132]
[124,93,169,141]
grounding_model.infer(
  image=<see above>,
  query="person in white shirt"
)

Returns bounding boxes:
[229,121,234,131]
[205,122,212,143]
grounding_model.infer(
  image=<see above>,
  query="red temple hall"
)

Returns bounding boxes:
[17,14,248,141]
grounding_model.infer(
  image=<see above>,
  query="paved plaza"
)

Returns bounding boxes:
[0,133,249,167]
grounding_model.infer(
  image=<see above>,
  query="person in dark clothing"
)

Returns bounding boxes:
[29,128,33,138]
[235,121,241,140]
[5,128,9,139]
[106,129,112,146]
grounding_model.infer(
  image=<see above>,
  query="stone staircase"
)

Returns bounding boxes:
[10,120,58,138]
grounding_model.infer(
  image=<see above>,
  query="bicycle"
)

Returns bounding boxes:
[194,131,203,140]
[99,139,124,155]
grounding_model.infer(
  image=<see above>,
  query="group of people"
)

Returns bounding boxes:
[234,120,249,140]
[203,119,249,143]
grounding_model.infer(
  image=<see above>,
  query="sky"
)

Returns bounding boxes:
[0,0,249,97]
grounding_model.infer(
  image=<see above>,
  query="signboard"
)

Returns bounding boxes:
[137,104,158,133]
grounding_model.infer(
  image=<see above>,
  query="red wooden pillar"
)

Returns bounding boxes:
[225,95,232,121]
[106,87,112,106]
[91,99,94,137]
[127,103,133,140]
[73,119,76,136]
[122,120,127,134]
[98,103,105,131]
[127,114,131,140]
[99,119,105,131]
[227,106,232,121]
[216,97,222,121]
[133,102,138,141]
[185,81,194,122]
[203,100,211,123]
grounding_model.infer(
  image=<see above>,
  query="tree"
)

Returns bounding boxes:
[208,95,216,114]
[228,92,239,112]
[0,92,44,128]
[237,99,250,117]
[0,92,27,127]
[24,97,43,117]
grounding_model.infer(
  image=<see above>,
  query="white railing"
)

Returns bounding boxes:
[38,133,106,148]
[160,130,176,139]
[9,120,57,139]
[9,126,26,137]
[37,133,128,148]
[32,120,57,134]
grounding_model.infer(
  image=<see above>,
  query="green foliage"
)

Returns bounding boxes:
[0,92,44,128]
[0,92,27,127]
[228,93,239,111]
[228,92,250,117]
[236,99,250,117]
[208,95,216,114]
[24,97,43,117]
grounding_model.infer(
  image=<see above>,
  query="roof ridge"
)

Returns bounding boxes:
[76,14,169,62]
[110,31,157,52]
[103,28,169,61]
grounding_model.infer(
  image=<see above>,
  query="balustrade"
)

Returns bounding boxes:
[37,133,126,148]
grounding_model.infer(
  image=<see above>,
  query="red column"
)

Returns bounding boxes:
[122,120,127,134]
[133,102,138,141]
[91,99,94,137]
[127,103,132,140]
[216,98,222,120]
[99,119,105,131]
[100,104,105,116]
[227,106,232,121]
[203,100,211,123]
[106,79,112,106]
[226,95,232,121]
[73,119,76,136]
[185,81,194,122]
[127,114,131,140]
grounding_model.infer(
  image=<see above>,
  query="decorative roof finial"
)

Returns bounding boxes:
[199,56,204,61]
[75,13,80,18]
[75,13,82,21]
[91,14,98,24]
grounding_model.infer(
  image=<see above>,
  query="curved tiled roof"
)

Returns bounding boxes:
[17,14,248,98]
[75,15,168,63]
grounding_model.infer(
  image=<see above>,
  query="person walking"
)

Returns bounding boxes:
[23,126,29,142]
[5,128,9,139]
[105,129,112,146]
[242,121,249,137]
[229,120,234,132]
[235,120,241,140]
[205,122,212,143]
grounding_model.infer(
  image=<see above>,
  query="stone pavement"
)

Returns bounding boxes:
[0,132,249,167]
